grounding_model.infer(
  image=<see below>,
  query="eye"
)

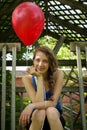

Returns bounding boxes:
[43,60,49,63]
[35,58,40,62]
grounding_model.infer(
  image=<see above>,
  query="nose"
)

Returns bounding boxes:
[38,61,43,66]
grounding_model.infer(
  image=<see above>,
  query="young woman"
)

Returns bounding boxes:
[19,46,65,130]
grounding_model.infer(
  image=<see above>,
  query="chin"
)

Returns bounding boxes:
[38,70,45,74]
[39,71,44,74]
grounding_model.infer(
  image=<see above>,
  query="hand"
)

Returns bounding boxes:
[19,104,34,127]
[26,66,41,77]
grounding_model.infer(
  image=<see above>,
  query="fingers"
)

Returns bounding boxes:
[26,66,41,77]
[19,113,30,127]
[26,66,36,75]
[26,66,34,73]
[26,67,30,73]
[27,115,30,124]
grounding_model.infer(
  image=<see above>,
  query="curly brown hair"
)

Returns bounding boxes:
[33,46,58,95]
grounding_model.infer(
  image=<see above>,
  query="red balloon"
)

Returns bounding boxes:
[12,2,44,46]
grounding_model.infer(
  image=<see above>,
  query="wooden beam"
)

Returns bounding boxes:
[42,30,71,44]
[16,86,87,93]
[0,0,22,15]
[0,59,86,67]
[0,43,21,51]
[53,35,65,54]
[49,14,87,36]
[57,0,87,13]
[44,0,49,34]
[70,42,87,52]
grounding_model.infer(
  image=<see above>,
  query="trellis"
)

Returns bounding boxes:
[0,0,87,43]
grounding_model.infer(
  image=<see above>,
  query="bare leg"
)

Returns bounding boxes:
[29,109,46,130]
[46,107,63,130]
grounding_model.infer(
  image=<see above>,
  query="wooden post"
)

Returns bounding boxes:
[70,42,87,130]
[1,46,6,130]
[11,46,16,130]
[0,43,21,130]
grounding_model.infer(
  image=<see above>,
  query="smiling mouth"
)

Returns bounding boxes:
[38,68,45,71]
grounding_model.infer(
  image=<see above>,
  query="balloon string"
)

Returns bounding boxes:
[26,46,29,67]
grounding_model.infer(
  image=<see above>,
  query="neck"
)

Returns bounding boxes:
[42,73,48,81]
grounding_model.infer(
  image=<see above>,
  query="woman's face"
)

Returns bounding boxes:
[33,51,49,74]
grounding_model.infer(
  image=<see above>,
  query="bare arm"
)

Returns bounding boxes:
[24,69,64,110]
[22,66,45,102]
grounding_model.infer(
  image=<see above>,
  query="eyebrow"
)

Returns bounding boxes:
[35,57,49,61]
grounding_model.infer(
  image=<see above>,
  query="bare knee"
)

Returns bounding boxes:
[46,107,64,130]
[32,109,46,123]
[46,107,60,121]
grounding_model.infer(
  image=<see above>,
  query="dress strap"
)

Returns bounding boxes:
[32,76,37,91]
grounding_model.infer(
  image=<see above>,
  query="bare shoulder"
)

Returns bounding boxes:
[22,74,32,83]
[54,69,64,80]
